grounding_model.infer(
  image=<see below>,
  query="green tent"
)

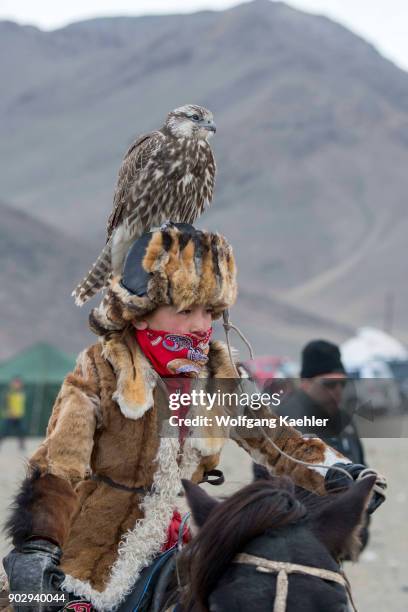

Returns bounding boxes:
[0,343,76,436]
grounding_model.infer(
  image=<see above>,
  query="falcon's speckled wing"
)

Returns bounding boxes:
[106,130,164,241]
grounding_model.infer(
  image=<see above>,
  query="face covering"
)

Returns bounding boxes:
[135,327,212,377]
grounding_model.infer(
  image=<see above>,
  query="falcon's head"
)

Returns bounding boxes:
[165,105,216,140]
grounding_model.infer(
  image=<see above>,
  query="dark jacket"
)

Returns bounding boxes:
[276,389,370,554]
[277,389,366,465]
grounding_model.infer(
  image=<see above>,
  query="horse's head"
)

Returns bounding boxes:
[182,472,375,611]
[251,463,375,562]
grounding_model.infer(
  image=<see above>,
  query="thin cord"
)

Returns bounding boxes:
[222,309,254,373]
[255,424,354,481]
[221,310,386,492]
[176,512,191,590]
[355,467,387,499]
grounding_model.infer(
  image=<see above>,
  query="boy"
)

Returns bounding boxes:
[3,224,385,611]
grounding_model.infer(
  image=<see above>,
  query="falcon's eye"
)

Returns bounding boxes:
[191,114,200,121]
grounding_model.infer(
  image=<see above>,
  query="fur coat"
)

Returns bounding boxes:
[6,330,349,610]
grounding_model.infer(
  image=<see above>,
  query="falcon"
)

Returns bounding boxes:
[72,104,216,305]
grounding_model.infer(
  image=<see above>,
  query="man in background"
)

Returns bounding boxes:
[278,339,365,465]
[277,339,370,552]
[0,377,26,451]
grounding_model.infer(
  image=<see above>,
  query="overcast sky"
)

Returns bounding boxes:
[1,0,408,71]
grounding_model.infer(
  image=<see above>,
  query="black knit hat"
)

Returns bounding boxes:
[300,340,345,379]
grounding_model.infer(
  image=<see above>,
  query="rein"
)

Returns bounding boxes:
[234,552,358,612]
[221,309,387,500]
[221,309,354,479]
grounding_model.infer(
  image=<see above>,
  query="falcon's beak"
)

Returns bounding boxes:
[201,120,217,133]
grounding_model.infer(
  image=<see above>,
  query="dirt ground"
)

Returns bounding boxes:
[0,425,407,611]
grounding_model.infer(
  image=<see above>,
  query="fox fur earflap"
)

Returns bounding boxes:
[89,225,237,335]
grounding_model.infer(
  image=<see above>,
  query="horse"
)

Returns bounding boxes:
[0,470,374,612]
[176,467,376,612]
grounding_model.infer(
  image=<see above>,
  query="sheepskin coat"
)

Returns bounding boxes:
[9,330,349,610]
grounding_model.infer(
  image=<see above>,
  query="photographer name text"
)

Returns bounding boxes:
[168,415,329,429]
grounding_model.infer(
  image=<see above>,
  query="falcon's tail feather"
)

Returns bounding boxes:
[72,241,112,306]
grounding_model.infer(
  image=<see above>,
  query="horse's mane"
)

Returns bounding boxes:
[183,475,309,611]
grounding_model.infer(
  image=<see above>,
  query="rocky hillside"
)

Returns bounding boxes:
[0,202,95,360]
[1,0,408,357]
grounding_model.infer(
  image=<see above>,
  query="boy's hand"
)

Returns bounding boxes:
[325,462,386,514]
[3,539,65,611]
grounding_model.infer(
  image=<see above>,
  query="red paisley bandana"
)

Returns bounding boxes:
[135,327,212,377]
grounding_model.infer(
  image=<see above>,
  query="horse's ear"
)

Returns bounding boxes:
[311,475,376,560]
[182,479,219,527]
[252,463,272,481]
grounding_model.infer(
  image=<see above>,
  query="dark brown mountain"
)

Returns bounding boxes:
[1,0,407,358]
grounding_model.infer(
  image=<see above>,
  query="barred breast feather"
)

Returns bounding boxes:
[72,125,216,306]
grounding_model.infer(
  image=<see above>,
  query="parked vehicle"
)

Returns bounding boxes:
[345,359,401,414]
[242,356,299,396]
[387,359,408,411]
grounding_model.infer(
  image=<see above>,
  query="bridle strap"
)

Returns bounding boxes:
[274,569,289,612]
[235,553,348,585]
[234,553,358,612]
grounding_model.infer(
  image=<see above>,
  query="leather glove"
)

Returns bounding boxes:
[3,539,65,612]
[325,462,386,514]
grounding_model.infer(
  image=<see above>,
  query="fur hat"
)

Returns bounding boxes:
[89,223,237,335]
